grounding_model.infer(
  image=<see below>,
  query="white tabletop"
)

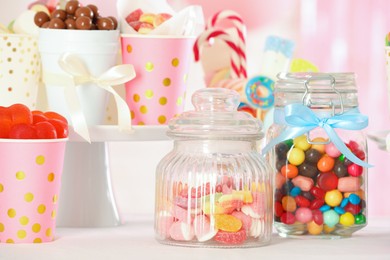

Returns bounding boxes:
[1,215,389,260]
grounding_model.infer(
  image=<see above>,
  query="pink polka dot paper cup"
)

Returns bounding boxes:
[0,34,41,109]
[121,35,195,125]
[0,138,67,243]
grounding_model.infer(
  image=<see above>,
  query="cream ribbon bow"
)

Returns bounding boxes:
[45,53,136,142]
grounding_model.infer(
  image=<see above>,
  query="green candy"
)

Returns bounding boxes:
[338,154,346,162]
[284,139,294,148]
[323,209,340,228]
[355,213,366,224]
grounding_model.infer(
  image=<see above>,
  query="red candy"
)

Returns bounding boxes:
[281,212,296,224]
[9,124,37,139]
[295,195,311,208]
[274,201,284,217]
[317,172,338,191]
[35,121,57,139]
[47,119,69,139]
[310,187,326,199]
[344,203,361,215]
[347,164,363,177]
[9,104,33,125]
[214,228,247,245]
[309,198,325,210]
[312,209,324,225]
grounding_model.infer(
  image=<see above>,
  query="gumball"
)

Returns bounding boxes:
[287,148,305,166]
[310,137,328,153]
[323,209,339,228]
[295,207,313,223]
[282,196,297,212]
[312,209,324,225]
[355,213,366,224]
[280,212,296,225]
[333,160,348,178]
[281,164,298,179]
[317,172,338,191]
[298,163,318,179]
[324,190,343,207]
[307,220,323,235]
[325,142,341,158]
[317,155,335,172]
[293,135,311,151]
[339,212,355,226]
[347,163,363,177]
[305,149,322,165]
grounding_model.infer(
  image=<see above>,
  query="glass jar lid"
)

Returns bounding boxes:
[168,88,263,140]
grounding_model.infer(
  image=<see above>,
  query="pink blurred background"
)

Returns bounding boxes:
[2,0,389,217]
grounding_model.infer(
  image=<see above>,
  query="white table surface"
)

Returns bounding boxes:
[1,215,389,260]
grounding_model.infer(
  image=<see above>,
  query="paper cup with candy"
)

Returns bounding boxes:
[0,104,68,243]
[121,34,195,125]
[0,34,41,109]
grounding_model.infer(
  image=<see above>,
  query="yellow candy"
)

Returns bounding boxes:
[214,214,242,232]
[287,148,305,166]
[311,137,328,154]
[290,58,319,73]
[293,135,311,151]
[232,190,253,203]
[339,212,355,226]
[323,224,335,234]
[139,13,157,24]
[324,190,343,207]
[202,201,226,215]
[307,220,323,235]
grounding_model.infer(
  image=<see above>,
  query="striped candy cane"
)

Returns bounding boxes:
[206,10,247,78]
[194,28,242,79]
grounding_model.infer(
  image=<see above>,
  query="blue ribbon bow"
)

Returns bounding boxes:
[262,103,372,168]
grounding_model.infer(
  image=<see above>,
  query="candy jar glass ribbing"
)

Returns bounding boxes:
[265,72,369,238]
[155,88,273,247]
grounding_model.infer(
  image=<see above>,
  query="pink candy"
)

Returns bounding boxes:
[295,207,313,223]
[169,221,195,241]
[292,175,314,192]
[338,176,360,192]
[325,142,341,158]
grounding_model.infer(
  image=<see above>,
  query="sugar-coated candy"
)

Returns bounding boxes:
[298,163,318,179]
[282,196,296,212]
[324,189,343,207]
[290,186,301,197]
[340,197,349,208]
[214,228,246,245]
[317,172,338,191]
[281,164,299,179]
[305,148,322,165]
[310,137,327,153]
[344,189,365,200]
[325,142,341,158]
[295,207,312,223]
[231,211,252,232]
[319,205,331,212]
[338,176,360,192]
[333,160,348,178]
[293,135,311,151]
[317,156,335,172]
[348,193,361,205]
[323,210,339,227]
[312,209,324,225]
[215,214,242,232]
[291,175,314,192]
[281,180,294,195]
[355,213,366,224]
[307,220,323,235]
[287,148,305,166]
[339,212,355,226]
[347,163,363,177]
[334,206,345,215]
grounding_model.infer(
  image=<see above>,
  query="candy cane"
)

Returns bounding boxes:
[206,10,247,78]
[194,28,242,79]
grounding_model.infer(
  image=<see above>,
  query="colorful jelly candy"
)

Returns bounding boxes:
[125,8,172,34]
[214,228,247,245]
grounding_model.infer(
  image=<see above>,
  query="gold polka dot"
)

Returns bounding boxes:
[145,62,154,72]
[47,173,55,182]
[159,97,167,105]
[46,228,52,237]
[0,223,4,232]
[6,239,14,243]
[6,42,11,47]
[183,74,188,83]
[19,58,23,63]
[145,89,154,99]
[51,210,56,219]
[133,94,140,103]
[33,238,42,243]
[172,58,179,67]
[0,183,3,192]
[12,48,16,52]
[32,223,41,233]
[53,194,58,204]
[19,216,29,226]
[7,57,11,62]
[138,122,145,125]
[24,192,34,202]
[140,106,148,114]
[158,115,167,124]
[9,70,13,74]
[24,78,28,82]
[37,204,46,214]
[36,155,45,165]
[127,44,132,53]
[177,97,183,106]
[163,78,171,87]
[8,209,16,218]
[17,230,27,239]
[16,171,25,180]
[130,111,135,120]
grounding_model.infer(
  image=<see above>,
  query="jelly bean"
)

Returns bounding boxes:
[292,176,314,192]
[293,135,311,151]
[339,212,355,226]
[355,213,366,224]
[298,163,318,179]
[214,228,247,245]
[340,197,349,208]
[319,205,331,212]
[310,198,325,210]
[275,142,289,160]
[354,149,366,161]
[323,210,339,228]
[275,189,283,202]
[274,201,284,217]
[348,193,361,205]
[347,140,360,152]
[282,196,297,212]
[311,137,328,154]
[295,195,310,208]
[214,214,242,232]
[290,187,301,197]
[312,209,324,225]
[317,172,338,191]
[295,207,313,223]
[325,142,341,158]
[281,181,294,195]
[301,191,315,201]
[324,190,343,207]
[307,220,323,235]
[323,224,335,234]
[281,212,296,225]
[287,148,305,166]
[310,186,326,199]
[317,156,335,172]
[344,203,361,215]
[334,206,346,215]
[305,149,322,165]
[333,160,348,178]
[338,177,360,192]
[347,163,363,177]
[281,164,299,179]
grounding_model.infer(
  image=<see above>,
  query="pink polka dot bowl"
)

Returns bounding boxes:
[0,138,67,243]
[120,35,195,125]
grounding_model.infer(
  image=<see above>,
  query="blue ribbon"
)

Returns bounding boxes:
[262,103,373,168]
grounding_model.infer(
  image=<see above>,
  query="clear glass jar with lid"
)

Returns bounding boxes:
[265,72,370,238]
[154,88,273,247]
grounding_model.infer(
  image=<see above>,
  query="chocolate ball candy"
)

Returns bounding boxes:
[65,0,80,15]
[97,17,115,30]
[275,142,289,160]
[67,14,76,20]
[334,160,348,178]
[65,18,77,29]
[34,11,50,27]
[87,4,99,18]
[305,148,322,165]
[298,163,318,179]
[41,21,50,28]
[49,18,66,29]
[75,6,94,19]
[90,24,98,30]
[51,9,67,20]
[75,16,92,30]
[108,16,118,29]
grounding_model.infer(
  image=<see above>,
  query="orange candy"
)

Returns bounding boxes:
[317,155,335,172]
[214,214,242,232]
[311,137,328,154]
[282,196,297,212]
[281,164,299,179]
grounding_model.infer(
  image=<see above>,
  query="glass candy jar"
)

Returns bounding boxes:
[155,88,273,247]
[265,73,370,238]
